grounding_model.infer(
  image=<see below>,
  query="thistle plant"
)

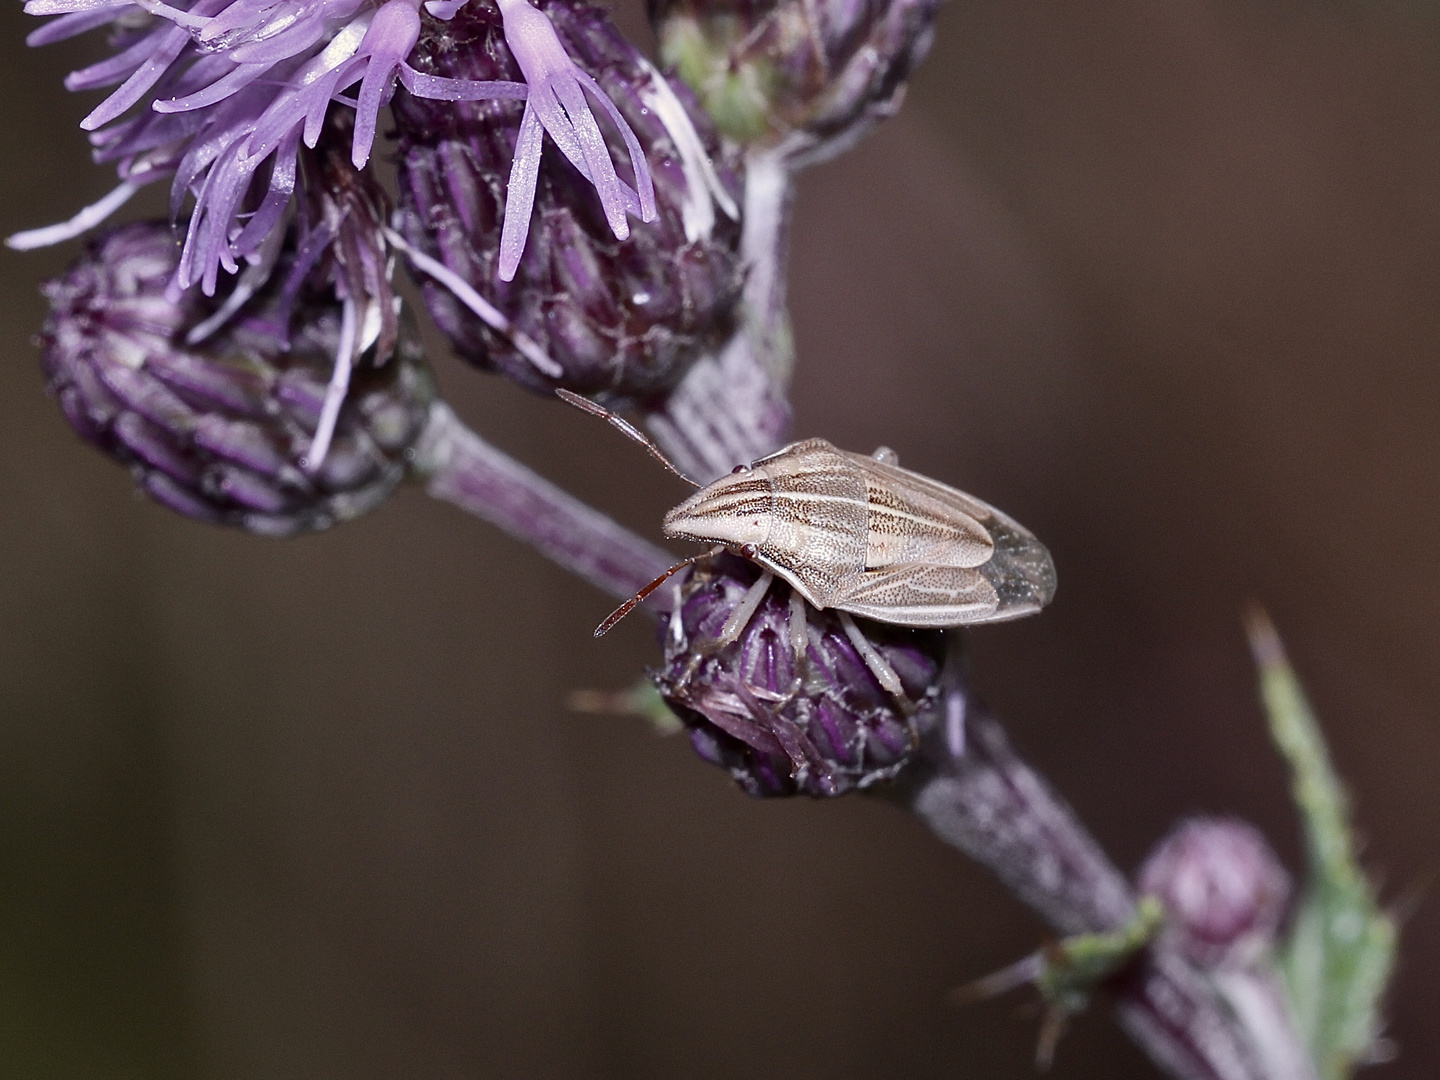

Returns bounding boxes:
[39,217,434,533]
[10,0,1401,1076]
[393,0,743,404]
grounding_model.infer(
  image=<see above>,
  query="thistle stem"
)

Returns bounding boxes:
[411,401,674,602]
[883,684,1312,1080]
[886,693,1134,936]
[645,148,796,481]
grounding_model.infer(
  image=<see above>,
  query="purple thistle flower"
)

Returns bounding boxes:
[11,0,653,293]
[395,0,742,405]
[654,552,950,797]
[39,219,435,535]
[487,0,656,279]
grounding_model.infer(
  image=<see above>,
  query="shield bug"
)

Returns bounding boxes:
[558,390,1056,697]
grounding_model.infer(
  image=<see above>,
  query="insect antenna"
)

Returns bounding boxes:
[555,389,700,486]
[593,546,722,637]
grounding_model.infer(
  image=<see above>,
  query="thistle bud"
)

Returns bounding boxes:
[394,0,744,408]
[1138,818,1292,970]
[39,221,434,537]
[651,0,939,163]
[654,553,948,797]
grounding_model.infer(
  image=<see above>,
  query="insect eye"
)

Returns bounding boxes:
[740,543,759,559]
[731,464,749,474]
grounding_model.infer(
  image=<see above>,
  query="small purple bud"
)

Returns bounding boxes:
[1138,817,1292,970]
[39,221,435,537]
[652,0,939,163]
[654,553,948,797]
[394,0,744,408]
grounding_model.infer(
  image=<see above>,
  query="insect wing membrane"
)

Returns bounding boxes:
[845,453,1057,623]
[839,564,1000,626]
[845,452,996,570]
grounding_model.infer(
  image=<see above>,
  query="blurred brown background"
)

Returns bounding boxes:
[2,0,1438,1076]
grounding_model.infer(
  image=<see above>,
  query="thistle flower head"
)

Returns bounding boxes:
[40,219,434,535]
[654,553,949,797]
[651,0,939,163]
[1138,817,1292,971]
[14,0,651,295]
[394,0,743,406]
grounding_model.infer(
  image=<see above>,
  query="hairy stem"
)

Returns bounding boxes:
[410,401,674,602]
[646,148,796,481]
[883,681,1310,1080]
[883,691,1134,936]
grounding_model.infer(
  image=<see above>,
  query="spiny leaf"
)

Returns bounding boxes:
[1245,607,1397,1080]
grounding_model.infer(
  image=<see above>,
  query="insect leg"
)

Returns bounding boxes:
[787,587,810,692]
[945,684,966,758]
[674,569,775,691]
[711,570,774,649]
[835,613,910,705]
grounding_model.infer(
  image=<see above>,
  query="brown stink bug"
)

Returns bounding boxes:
[558,391,1056,697]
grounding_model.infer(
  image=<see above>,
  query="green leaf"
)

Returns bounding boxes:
[1246,609,1397,1080]
[567,680,685,735]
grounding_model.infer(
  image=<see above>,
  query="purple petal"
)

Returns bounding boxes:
[397,64,527,102]
[352,56,401,167]
[23,0,129,15]
[551,75,627,238]
[153,61,269,114]
[178,137,252,293]
[287,57,363,148]
[64,28,162,90]
[127,0,210,29]
[498,100,543,282]
[198,0,298,43]
[94,109,207,162]
[6,180,141,251]
[171,122,242,222]
[525,82,588,177]
[80,23,190,131]
[226,15,326,65]
[350,0,421,167]
[231,129,300,255]
[26,7,125,46]
[197,153,256,289]
[574,68,656,221]
[421,0,465,18]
